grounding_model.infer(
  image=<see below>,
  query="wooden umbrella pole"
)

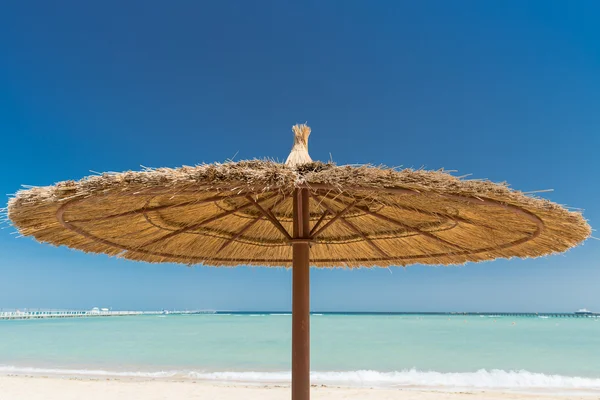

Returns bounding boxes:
[292,188,311,400]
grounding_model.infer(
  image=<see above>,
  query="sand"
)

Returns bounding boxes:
[0,376,593,400]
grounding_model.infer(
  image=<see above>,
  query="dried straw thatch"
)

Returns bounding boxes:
[7,125,590,268]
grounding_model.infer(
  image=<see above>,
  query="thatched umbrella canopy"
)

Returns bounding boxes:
[7,124,591,400]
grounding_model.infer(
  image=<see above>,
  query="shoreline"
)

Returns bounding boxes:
[0,375,597,400]
[1,371,599,398]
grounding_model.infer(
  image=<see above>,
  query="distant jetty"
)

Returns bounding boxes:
[0,308,215,320]
[1,309,597,320]
[317,311,599,318]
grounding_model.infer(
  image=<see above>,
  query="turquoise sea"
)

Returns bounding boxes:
[1,313,599,392]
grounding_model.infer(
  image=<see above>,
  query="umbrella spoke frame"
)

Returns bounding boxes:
[309,200,356,239]
[67,192,251,223]
[137,193,280,248]
[310,194,389,258]
[55,184,546,267]
[216,195,289,253]
[319,192,468,253]
[245,195,293,241]
[308,209,329,236]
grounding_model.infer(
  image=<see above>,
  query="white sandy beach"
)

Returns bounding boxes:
[0,376,594,400]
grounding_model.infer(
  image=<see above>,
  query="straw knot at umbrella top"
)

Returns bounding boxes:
[286,124,312,167]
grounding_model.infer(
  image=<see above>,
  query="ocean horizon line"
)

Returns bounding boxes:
[1,309,596,315]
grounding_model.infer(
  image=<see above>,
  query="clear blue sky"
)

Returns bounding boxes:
[1,1,598,312]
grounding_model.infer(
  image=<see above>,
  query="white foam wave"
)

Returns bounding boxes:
[188,370,600,390]
[1,366,599,391]
[0,365,177,378]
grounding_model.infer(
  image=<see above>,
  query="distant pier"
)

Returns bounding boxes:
[303,311,600,318]
[407,312,599,318]
[0,309,215,320]
[0,310,597,320]
[448,312,600,318]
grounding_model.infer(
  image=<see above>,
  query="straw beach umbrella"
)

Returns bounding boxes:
[7,124,591,400]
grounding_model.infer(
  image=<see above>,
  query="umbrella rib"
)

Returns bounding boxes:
[322,193,467,252]
[245,195,292,241]
[340,217,389,258]
[315,190,499,230]
[138,192,279,248]
[311,194,389,258]
[217,195,288,253]
[309,210,329,237]
[359,206,467,251]
[216,217,262,254]
[311,191,464,236]
[68,192,250,223]
[310,202,355,239]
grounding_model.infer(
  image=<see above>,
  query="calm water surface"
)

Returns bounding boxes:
[1,314,599,390]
